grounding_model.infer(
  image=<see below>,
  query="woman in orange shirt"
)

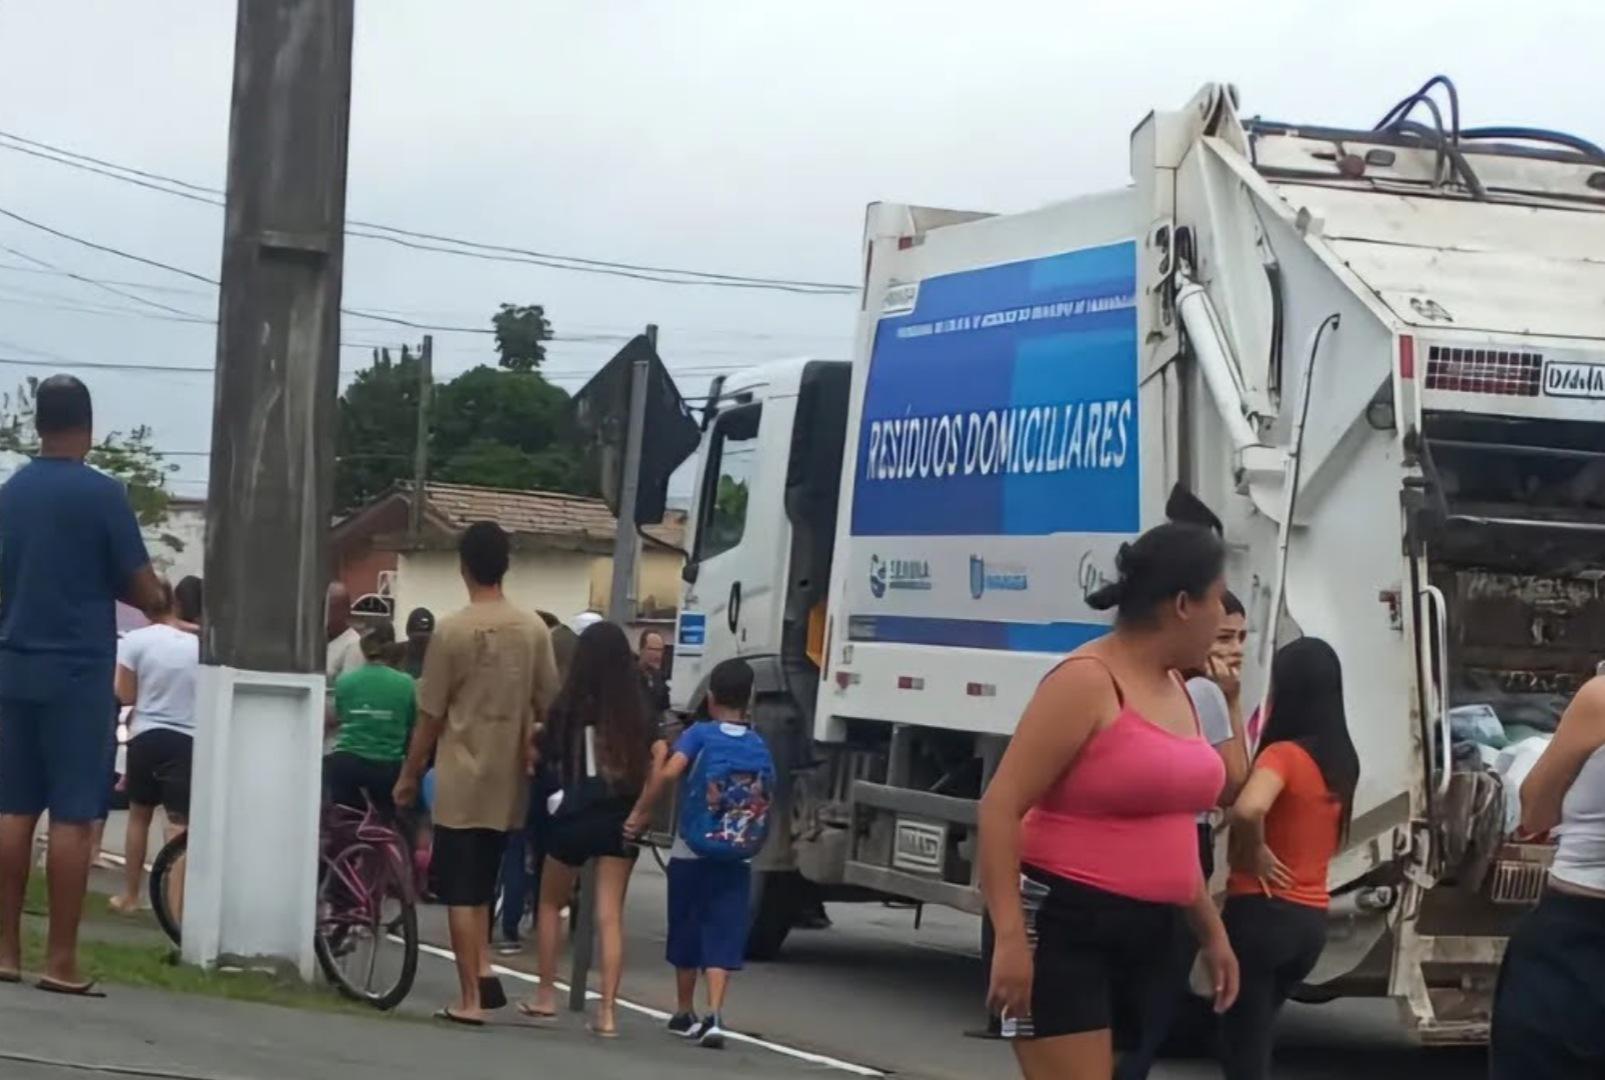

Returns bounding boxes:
[1221,637,1359,1080]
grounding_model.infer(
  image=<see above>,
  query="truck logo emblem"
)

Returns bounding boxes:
[970,556,1029,599]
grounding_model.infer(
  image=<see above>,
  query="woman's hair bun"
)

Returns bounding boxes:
[1164,484,1223,534]
[1086,579,1125,611]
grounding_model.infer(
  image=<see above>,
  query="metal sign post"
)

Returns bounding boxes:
[568,323,656,1011]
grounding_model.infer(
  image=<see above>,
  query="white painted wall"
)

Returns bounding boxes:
[393,548,595,625]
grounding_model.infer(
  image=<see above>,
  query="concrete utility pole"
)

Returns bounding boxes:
[603,323,656,625]
[185,0,355,979]
[571,322,657,1010]
[409,335,433,541]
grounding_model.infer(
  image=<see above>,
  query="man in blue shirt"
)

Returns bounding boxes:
[0,375,162,994]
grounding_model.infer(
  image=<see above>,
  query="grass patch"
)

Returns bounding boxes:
[21,927,384,1015]
[21,874,398,1019]
[24,873,118,922]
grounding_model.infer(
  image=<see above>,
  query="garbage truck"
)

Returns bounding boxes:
[661,77,1605,1040]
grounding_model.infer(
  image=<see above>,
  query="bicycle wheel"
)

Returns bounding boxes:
[149,830,189,947]
[314,842,418,1011]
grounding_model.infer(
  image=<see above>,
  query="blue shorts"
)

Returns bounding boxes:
[0,690,118,823]
[666,857,751,972]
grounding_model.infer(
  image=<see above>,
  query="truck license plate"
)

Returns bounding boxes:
[892,818,947,875]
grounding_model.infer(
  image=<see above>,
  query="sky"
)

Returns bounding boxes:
[1,0,1602,501]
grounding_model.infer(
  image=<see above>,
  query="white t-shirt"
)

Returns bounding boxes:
[326,627,364,685]
[1187,676,1235,825]
[117,623,200,738]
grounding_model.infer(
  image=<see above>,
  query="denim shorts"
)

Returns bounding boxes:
[666,857,752,972]
[0,689,118,823]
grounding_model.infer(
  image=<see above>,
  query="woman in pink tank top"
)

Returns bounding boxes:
[980,519,1241,1080]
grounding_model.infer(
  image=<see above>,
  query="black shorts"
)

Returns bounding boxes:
[544,803,639,868]
[324,752,401,819]
[429,826,507,907]
[1003,865,1177,1041]
[125,728,194,817]
[1491,889,1605,1078]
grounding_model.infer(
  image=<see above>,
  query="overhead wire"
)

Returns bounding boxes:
[0,129,856,294]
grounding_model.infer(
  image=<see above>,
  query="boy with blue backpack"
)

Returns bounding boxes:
[626,658,774,1049]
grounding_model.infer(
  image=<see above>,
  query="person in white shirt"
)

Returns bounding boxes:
[108,579,199,914]
[326,581,363,685]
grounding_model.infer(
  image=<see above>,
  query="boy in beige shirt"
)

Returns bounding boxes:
[395,522,559,1025]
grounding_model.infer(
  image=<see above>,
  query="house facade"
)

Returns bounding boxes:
[332,482,686,628]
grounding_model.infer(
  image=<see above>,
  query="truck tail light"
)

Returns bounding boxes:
[835,671,860,690]
[966,682,997,697]
[1398,334,1415,380]
[896,676,925,690]
[1423,345,1542,397]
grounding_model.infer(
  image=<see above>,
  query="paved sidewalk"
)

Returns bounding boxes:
[11,823,847,1080]
[0,978,835,1079]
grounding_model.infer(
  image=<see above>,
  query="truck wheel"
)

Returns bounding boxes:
[746,870,801,961]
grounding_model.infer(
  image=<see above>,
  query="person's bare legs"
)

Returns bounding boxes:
[164,817,187,926]
[527,856,576,1016]
[0,813,39,977]
[444,904,487,1020]
[88,820,106,869]
[110,803,155,912]
[592,854,636,1034]
[42,818,94,986]
[676,967,698,1015]
[705,967,731,1015]
[1013,1030,1113,1080]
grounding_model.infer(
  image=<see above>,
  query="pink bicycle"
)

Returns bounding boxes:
[151,799,419,1011]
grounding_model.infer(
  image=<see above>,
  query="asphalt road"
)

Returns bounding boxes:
[97,811,1487,1079]
[424,855,1489,1080]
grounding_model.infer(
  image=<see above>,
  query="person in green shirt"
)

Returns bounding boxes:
[325,621,416,819]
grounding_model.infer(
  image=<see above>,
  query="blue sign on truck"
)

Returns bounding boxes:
[846,241,1139,652]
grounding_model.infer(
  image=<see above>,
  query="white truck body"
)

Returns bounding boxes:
[669,82,1605,1038]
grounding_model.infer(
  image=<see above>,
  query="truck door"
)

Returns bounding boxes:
[677,402,764,701]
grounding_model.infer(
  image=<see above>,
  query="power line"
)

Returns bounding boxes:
[0,349,754,382]
[0,353,211,375]
[0,129,857,294]
[0,204,622,338]
[0,243,205,319]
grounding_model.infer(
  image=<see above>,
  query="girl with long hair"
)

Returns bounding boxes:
[519,620,664,1035]
[979,521,1240,1080]
[1222,636,1359,1079]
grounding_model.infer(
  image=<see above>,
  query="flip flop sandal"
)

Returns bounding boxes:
[479,976,508,1011]
[36,979,106,998]
[434,1007,484,1027]
[587,1023,620,1039]
[516,1001,557,1021]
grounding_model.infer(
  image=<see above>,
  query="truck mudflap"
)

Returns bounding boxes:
[842,781,986,916]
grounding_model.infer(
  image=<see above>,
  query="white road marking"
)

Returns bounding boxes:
[414,941,885,1076]
[103,846,885,1075]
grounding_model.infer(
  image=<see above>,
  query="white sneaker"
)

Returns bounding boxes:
[694,1014,726,1050]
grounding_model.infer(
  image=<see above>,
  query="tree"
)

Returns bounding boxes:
[335,345,426,510]
[0,378,176,527]
[492,303,552,372]
[334,308,596,513]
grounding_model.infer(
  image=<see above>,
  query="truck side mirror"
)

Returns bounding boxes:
[682,561,699,585]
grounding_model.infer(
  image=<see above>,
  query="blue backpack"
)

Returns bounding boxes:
[679,724,776,861]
